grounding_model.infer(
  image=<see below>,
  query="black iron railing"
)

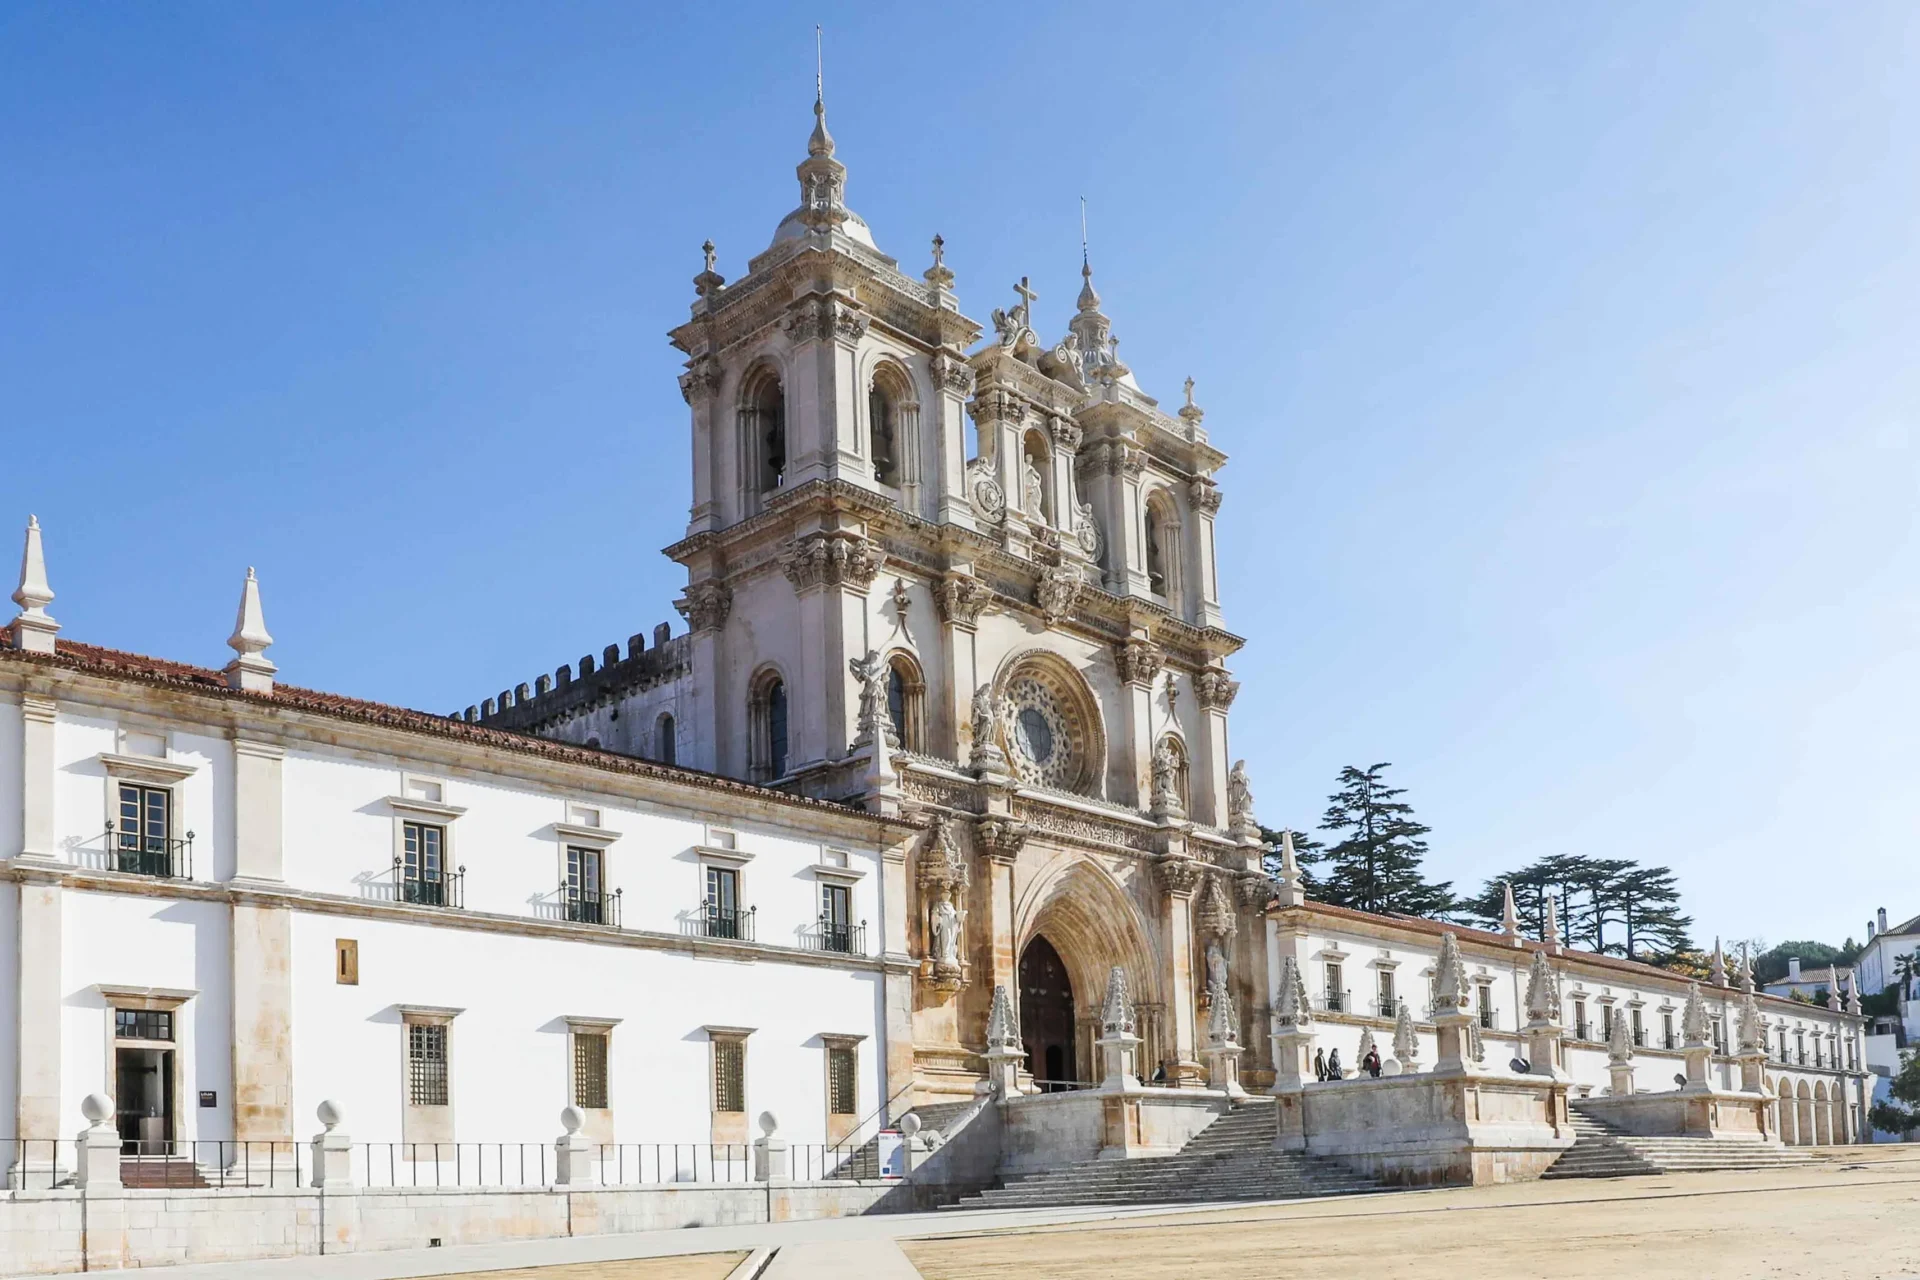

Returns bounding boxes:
[105,823,193,879]
[701,903,755,942]
[1574,1020,1592,1041]
[562,884,621,927]
[393,858,464,908]
[1478,1007,1497,1030]
[803,918,866,955]
[1321,989,1350,1014]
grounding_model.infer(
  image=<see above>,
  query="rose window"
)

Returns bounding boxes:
[1002,671,1087,791]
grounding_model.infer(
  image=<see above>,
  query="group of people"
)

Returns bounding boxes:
[1314,1046,1385,1080]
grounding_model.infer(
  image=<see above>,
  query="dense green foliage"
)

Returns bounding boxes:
[1869,1050,1920,1139]
[1462,855,1696,964]
[1301,764,1454,918]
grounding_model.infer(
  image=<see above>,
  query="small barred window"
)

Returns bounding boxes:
[408,1023,449,1106]
[573,1031,609,1110]
[713,1039,745,1113]
[827,1046,857,1116]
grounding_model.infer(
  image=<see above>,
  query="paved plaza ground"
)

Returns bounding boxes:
[141,1146,1920,1280]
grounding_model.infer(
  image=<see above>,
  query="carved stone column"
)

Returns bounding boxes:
[973,816,1028,1001]
[674,578,733,775]
[780,529,883,767]
[936,570,990,761]
[1187,474,1225,630]
[928,351,978,529]
[1115,638,1164,810]
[1154,853,1205,1085]
[1192,668,1239,834]
[677,353,723,535]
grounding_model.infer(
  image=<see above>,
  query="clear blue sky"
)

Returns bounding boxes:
[4,4,1915,951]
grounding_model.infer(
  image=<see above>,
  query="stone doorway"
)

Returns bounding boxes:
[1018,935,1076,1089]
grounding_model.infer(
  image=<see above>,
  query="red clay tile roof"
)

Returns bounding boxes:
[0,632,916,831]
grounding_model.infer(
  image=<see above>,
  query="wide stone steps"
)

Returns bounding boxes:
[949,1098,1387,1211]
[1542,1103,1813,1180]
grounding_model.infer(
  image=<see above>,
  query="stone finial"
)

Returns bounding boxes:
[224,567,276,693]
[1391,999,1419,1069]
[316,1099,345,1131]
[1607,1004,1634,1064]
[1501,881,1520,943]
[1844,969,1862,1016]
[1525,949,1561,1024]
[1432,933,1470,1012]
[1683,982,1710,1047]
[1357,1027,1377,1063]
[1826,979,1843,1011]
[1274,955,1312,1029]
[1543,892,1562,952]
[1100,966,1136,1037]
[1205,979,1238,1048]
[924,233,955,289]
[10,515,58,653]
[1709,937,1728,987]
[1737,943,1755,995]
[1736,986,1765,1053]
[986,984,1020,1052]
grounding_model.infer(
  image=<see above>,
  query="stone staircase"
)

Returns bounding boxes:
[1542,1103,1814,1180]
[824,1099,979,1180]
[948,1097,1387,1210]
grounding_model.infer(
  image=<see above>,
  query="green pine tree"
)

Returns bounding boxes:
[1315,763,1453,918]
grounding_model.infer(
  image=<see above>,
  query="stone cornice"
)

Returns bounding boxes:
[4,861,894,976]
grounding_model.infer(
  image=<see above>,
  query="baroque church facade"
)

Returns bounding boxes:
[478,93,1268,1099]
[0,94,1869,1211]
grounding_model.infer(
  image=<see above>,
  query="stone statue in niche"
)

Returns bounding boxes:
[1022,452,1045,521]
[1205,939,1228,994]
[931,894,962,965]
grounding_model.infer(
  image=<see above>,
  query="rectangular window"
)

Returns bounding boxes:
[820,882,852,952]
[1630,1008,1644,1046]
[566,846,606,924]
[1712,1017,1726,1055]
[827,1045,857,1116]
[1476,984,1494,1029]
[116,783,175,876]
[402,822,446,905]
[115,1008,173,1041]
[1574,998,1589,1040]
[1377,970,1395,1015]
[573,1031,609,1110]
[1662,1011,1675,1050]
[713,1039,745,1113]
[335,939,359,985]
[407,1023,449,1106]
[705,866,747,939]
[1325,962,1344,1012]
[1601,1005,1613,1040]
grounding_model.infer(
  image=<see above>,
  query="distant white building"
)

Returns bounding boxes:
[1856,907,1920,998]
[1762,958,1852,1003]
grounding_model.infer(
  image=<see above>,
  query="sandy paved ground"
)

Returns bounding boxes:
[431,1255,746,1280]
[903,1149,1920,1280]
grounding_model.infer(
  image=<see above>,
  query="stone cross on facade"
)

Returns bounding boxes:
[1012,276,1038,330]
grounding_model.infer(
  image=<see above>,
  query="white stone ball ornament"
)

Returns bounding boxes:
[757,1110,779,1137]
[316,1099,345,1132]
[560,1105,585,1135]
[81,1093,112,1125]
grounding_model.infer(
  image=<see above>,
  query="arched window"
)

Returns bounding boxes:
[1158,735,1190,818]
[740,366,786,504]
[1020,429,1052,524]
[885,653,925,752]
[655,713,677,767]
[1144,492,1180,602]
[750,671,789,781]
[869,382,897,486]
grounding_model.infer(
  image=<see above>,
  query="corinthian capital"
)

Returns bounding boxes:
[674,580,733,633]
[780,531,885,594]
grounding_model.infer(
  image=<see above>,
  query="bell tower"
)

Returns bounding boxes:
[664,89,982,788]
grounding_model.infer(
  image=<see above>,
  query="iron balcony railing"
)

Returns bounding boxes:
[1320,989,1351,1014]
[1574,1021,1593,1042]
[392,858,465,909]
[1632,1027,1646,1047]
[1478,1007,1497,1030]
[802,917,866,955]
[105,822,194,879]
[700,903,755,942]
[561,883,621,927]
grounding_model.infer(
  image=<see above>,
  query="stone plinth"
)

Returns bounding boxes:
[1577,1089,1773,1140]
[997,1088,1225,1174]
[1297,1072,1573,1186]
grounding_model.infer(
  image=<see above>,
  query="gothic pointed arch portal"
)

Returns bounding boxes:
[1015,855,1163,1083]
[1018,935,1075,1088]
